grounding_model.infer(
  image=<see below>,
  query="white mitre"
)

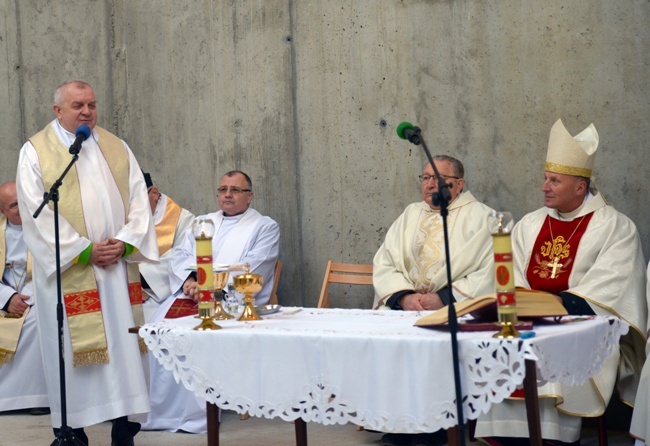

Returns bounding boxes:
[545,119,599,178]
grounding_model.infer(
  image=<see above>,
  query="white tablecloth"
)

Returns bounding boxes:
[140,308,626,433]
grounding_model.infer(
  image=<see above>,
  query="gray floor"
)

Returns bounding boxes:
[0,409,634,446]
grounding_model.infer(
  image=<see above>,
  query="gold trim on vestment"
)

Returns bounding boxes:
[155,197,182,256]
[556,377,606,417]
[568,289,647,343]
[73,348,110,368]
[0,349,15,366]
[544,162,592,178]
[508,393,563,404]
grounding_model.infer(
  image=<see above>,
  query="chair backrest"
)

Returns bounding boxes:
[317,260,373,308]
[268,259,282,305]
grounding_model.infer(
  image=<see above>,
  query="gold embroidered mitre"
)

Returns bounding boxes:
[545,119,599,178]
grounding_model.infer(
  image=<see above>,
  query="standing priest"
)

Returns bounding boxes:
[16,80,159,446]
[476,119,647,445]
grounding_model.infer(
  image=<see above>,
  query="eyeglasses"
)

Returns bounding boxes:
[217,186,252,195]
[419,174,460,183]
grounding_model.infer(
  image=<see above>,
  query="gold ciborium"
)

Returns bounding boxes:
[212,270,234,320]
[234,271,263,321]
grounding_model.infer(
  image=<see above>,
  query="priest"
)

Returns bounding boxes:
[139,172,195,322]
[476,119,647,444]
[16,80,159,445]
[0,181,48,414]
[373,155,495,311]
[373,155,495,446]
[142,170,280,433]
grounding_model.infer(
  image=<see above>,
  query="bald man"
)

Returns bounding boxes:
[0,181,48,415]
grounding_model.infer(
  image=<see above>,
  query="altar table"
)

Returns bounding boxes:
[139,308,626,446]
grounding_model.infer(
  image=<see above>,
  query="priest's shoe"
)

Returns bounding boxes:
[380,430,446,446]
[482,437,581,446]
[111,416,141,446]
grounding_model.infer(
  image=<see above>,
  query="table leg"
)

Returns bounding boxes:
[207,402,220,446]
[294,418,308,446]
[524,359,542,446]
[446,426,460,446]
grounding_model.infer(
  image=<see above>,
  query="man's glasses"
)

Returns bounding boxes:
[217,186,252,195]
[419,174,460,184]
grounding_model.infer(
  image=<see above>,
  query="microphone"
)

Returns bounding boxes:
[69,125,92,155]
[396,121,422,145]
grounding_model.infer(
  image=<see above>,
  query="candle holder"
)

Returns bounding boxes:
[234,266,264,321]
[192,218,221,331]
[488,211,519,339]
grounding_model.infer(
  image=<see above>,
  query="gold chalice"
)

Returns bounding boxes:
[213,270,234,320]
[234,272,263,321]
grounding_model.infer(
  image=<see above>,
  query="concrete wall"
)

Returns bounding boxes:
[1,0,648,308]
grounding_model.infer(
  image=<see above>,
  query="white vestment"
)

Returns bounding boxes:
[476,192,647,442]
[140,194,195,322]
[16,119,159,428]
[142,207,279,433]
[373,191,495,309]
[0,219,48,411]
[630,262,650,444]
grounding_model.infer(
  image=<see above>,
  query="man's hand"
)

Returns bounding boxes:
[89,238,125,267]
[399,292,444,311]
[7,293,29,316]
[182,277,199,302]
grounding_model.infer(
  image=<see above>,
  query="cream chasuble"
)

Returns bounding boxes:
[17,119,158,428]
[476,192,647,442]
[29,123,147,366]
[373,191,495,309]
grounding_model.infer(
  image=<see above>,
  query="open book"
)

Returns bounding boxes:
[415,289,568,327]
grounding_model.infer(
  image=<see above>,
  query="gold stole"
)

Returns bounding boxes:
[0,216,33,367]
[156,197,183,256]
[29,125,146,367]
[410,210,445,292]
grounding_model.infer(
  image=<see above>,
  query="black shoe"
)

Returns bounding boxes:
[29,407,50,415]
[483,437,580,446]
[380,431,446,446]
[111,416,140,446]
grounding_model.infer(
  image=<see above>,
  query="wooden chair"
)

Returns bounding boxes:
[317,260,373,309]
[240,259,282,421]
[317,260,373,432]
[268,259,282,305]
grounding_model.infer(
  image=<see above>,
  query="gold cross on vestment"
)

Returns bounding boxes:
[549,256,563,279]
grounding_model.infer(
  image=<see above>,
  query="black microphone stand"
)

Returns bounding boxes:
[33,148,86,446]
[405,127,466,446]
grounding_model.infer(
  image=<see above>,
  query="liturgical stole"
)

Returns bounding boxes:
[155,196,183,256]
[29,125,146,367]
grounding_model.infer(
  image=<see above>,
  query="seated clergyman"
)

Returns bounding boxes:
[476,119,647,445]
[142,170,280,434]
[372,155,495,446]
